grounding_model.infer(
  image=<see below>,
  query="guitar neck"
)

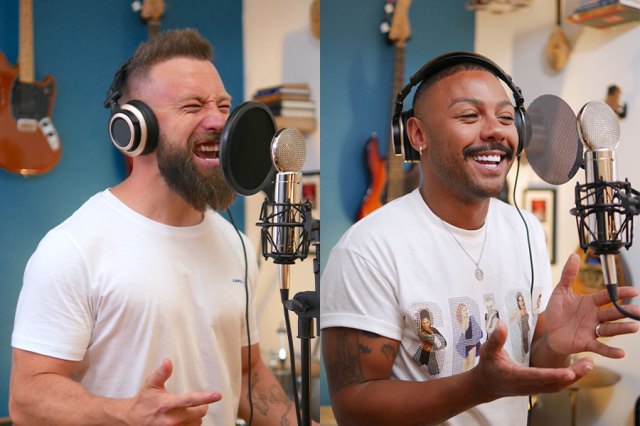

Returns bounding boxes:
[386,42,407,202]
[148,20,161,40]
[141,0,165,40]
[18,0,35,83]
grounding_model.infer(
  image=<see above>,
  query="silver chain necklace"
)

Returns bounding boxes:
[440,219,488,281]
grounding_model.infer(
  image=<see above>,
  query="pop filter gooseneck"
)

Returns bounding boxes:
[220,101,277,196]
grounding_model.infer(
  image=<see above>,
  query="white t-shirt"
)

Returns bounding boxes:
[321,189,552,425]
[12,189,259,425]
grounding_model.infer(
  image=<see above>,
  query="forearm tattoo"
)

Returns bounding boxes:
[249,369,294,425]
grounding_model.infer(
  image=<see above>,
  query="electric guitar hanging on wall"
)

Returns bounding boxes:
[0,0,61,175]
[356,0,419,221]
[136,0,165,40]
[121,0,165,175]
[356,132,386,220]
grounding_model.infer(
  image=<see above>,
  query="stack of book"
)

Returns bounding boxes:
[253,83,316,132]
[573,0,619,13]
[567,0,640,27]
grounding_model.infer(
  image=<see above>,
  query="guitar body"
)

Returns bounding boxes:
[546,26,570,71]
[0,52,61,175]
[357,134,387,221]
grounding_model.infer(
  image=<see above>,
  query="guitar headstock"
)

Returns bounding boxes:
[380,0,412,45]
[132,0,165,39]
[139,0,165,23]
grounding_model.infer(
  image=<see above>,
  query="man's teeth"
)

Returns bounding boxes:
[473,154,501,163]
[194,143,220,160]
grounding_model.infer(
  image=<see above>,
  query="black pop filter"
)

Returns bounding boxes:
[525,94,583,185]
[220,101,277,195]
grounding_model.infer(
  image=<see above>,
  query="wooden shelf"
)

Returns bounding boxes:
[567,1,640,28]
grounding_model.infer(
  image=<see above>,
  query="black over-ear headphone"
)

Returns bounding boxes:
[391,51,530,163]
[104,61,159,157]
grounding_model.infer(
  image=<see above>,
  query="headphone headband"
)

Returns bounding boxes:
[105,60,159,157]
[104,61,130,110]
[403,51,524,107]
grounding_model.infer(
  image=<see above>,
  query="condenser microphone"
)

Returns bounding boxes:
[271,128,307,292]
[572,101,640,320]
[576,101,621,286]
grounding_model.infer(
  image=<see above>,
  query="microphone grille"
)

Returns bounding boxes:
[271,128,306,172]
[577,101,620,150]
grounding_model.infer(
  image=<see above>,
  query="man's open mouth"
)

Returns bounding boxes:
[194,141,220,160]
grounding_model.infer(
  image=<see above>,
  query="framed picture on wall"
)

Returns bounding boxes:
[523,188,557,264]
[302,171,320,220]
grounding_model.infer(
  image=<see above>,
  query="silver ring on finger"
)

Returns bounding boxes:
[595,322,603,338]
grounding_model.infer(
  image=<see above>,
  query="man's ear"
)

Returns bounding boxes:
[406,116,426,154]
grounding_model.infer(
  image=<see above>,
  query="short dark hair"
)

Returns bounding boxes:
[118,28,213,98]
[411,62,493,112]
[420,309,431,321]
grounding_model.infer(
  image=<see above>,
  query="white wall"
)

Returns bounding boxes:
[242,0,320,367]
[476,2,640,425]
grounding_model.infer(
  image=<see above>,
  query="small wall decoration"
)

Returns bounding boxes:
[546,0,571,72]
[524,188,557,264]
[605,84,627,119]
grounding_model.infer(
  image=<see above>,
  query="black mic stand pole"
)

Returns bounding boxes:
[258,201,319,426]
[283,217,319,426]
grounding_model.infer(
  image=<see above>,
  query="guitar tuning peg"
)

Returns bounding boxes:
[131,0,143,13]
[380,21,391,34]
[384,2,395,14]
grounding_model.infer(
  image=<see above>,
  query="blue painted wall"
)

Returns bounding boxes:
[319,0,475,406]
[0,0,243,417]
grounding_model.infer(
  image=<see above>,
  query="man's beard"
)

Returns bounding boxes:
[156,135,235,212]
[429,135,514,201]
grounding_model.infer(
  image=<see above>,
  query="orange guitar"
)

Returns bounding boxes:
[356,0,419,221]
[356,133,387,220]
[0,0,61,175]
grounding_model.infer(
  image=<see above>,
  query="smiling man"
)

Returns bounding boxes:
[320,52,639,426]
[9,28,303,426]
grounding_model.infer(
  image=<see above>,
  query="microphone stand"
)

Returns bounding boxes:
[284,216,319,426]
[572,179,640,321]
[257,200,320,426]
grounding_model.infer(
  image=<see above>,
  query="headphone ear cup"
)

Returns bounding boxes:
[129,100,159,155]
[514,106,529,157]
[108,100,159,157]
[401,109,420,163]
[391,108,404,157]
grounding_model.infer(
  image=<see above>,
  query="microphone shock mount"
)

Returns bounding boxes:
[257,199,313,265]
[571,179,638,256]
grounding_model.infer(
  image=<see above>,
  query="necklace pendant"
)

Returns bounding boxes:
[475,267,484,281]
